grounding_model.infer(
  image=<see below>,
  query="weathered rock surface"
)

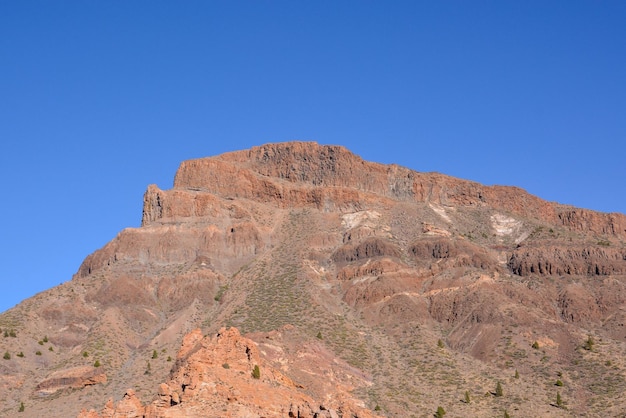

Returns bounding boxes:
[1,142,626,417]
[36,366,107,395]
[79,327,376,418]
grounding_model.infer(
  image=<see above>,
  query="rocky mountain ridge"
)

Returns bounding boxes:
[1,142,625,417]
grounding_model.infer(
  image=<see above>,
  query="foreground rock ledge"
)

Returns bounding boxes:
[78,327,378,418]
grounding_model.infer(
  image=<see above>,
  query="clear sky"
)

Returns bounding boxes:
[1,1,625,312]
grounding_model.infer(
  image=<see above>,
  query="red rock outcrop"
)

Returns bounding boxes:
[79,327,378,418]
[508,243,626,276]
[140,142,626,239]
[36,366,106,395]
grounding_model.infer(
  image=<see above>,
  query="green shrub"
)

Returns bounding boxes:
[94,360,101,367]
[17,352,24,358]
[152,350,158,359]
[48,346,54,352]
[252,364,260,379]
[495,381,503,397]
[167,356,173,362]
[435,406,446,417]
[555,379,563,386]
[437,339,445,348]
[43,336,48,343]
[3,351,10,360]
[9,330,16,337]
[514,369,519,379]
[531,341,539,349]
[35,351,42,356]
[316,331,323,340]
[504,410,510,418]
[18,402,24,413]
[83,351,89,357]
[464,390,471,404]
[556,391,563,408]
[222,363,230,369]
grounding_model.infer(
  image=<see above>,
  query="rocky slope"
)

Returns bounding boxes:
[1,142,625,417]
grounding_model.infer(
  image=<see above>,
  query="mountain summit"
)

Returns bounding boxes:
[2,142,626,417]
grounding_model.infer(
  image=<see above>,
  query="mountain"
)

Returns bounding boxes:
[1,141,625,417]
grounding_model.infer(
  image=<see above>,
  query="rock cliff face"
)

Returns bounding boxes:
[1,142,626,417]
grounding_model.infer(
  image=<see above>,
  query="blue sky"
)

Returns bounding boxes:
[1,1,625,312]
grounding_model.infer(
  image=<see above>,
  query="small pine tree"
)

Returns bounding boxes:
[35,351,42,356]
[555,379,563,386]
[464,390,471,404]
[531,341,539,349]
[495,381,503,397]
[374,404,381,411]
[3,351,10,360]
[43,336,48,343]
[83,351,89,357]
[94,359,101,367]
[316,331,323,340]
[556,391,563,408]
[167,356,172,362]
[48,346,54,352]
[252,364,261,379]
[17,352,24,358]
[435,406,446,417]
[152,349,158,359]
[18,402,25,413]
[514,369,519,379]
[437,339,445,348]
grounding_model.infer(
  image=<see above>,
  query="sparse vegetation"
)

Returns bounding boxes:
[152,349,158,359]
[94,360,101,367]
[437,339,445,348]
[252,364,260,379]
[556,391,563,408]
[435,406,446,417]
[214,284,229,302]
[583,335,594,351]
[495,381,503,397]
[3,351,10,360]
[83,351,89,357]
[514,369,519,379]
[18,402,25,413]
